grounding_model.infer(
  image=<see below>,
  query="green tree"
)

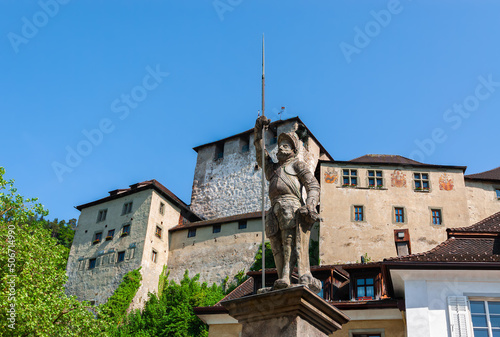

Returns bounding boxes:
[0,167,105,336]
[115,270,225,337]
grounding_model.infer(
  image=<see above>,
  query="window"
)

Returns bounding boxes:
[121,224,130,237]
[241,135,250,153]
[343,169,358,186]
[394,207,405,223]
[352,334,382,337]
[93,232,102,244]
[117,251,125,263]
[97,209,107,222]
[106,229,115,241]
[89,258,96,269]
[269,130,277,145]
[159,202,165,215]
[122,202,133,215]
[394,229,411,256]
[368,170,383,188]
[470,300,500,337]
[353,206,364,222]
[355,277,375,300]
[152,250,158,263]
[213,224,221,233]
[155,226,162,239]
[188,228,196,238]
[215,142,224,160]
[238,220,247,230]
[414,172,430,191]
[496,189,500,199]
[431,209,442,225]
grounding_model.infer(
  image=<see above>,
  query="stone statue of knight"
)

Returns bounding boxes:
[254,116,322,293]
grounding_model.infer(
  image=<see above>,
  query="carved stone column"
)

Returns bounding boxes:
[222,285,349,337]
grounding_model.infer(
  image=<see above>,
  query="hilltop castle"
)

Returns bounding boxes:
[65,116,500,310]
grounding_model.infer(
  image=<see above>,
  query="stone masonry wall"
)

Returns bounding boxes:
[190,120,321,220]
[66,189,152,306]
[167,219,264,285]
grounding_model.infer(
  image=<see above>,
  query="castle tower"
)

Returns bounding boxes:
[189,117,333,220]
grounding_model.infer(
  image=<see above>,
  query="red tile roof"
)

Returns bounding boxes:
[350,154,426,166]
[76,179,201,222]
[448,211,500,234]
[194,278,255,314]
[385,237,500,263]
[465,166,500,182]
[386,213,500,263]
[216,277,254,306]
[169,211,264,232]
[321,154,467,171]
[192,116,334,161]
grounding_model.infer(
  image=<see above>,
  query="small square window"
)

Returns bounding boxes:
[93,232,102,244]
[394,207,405,223]
[89,258,96,269]
[353,206,364,222]
[355,277,375,300]
[106,229,115,241]
[342,169,357,187]
[188,228,196,238]
[97,209,107,222]
[431,209,442,225]
[121,225,131,237]
[159,202,165,215]
[117,251,125,263]
[122,202,133,215]
[155,226,162,239]
[213,224,221,233]
[368,170,383,188]
[414,172,430,191]
[238,220,247,230]
[152,250,158,263]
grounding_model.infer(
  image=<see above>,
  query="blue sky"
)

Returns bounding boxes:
[1,0,499,221]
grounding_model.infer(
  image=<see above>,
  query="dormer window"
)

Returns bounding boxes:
[356,277,375,300]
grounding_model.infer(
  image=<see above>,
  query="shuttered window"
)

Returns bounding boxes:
[448,296,472,337]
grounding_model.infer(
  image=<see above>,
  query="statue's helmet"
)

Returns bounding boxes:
[278,132,300,153]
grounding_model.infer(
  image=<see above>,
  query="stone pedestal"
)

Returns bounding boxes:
[222,285,350,337]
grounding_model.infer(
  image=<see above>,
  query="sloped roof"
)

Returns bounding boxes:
[385,237,500,263]
[321,154,467,171]
[192,116,334,161]
[169,211,263,232]
[448,211,500,234]
[350,154,426,166]
[76,180,201,222]
[465,166,500,182]
[216,277,254,306]
[386,212,500,263]
[193,278,254,314]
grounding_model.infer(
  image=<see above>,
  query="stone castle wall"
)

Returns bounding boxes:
[66,189,152,305]
[167,218,264,286]
[190,120,322,220]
